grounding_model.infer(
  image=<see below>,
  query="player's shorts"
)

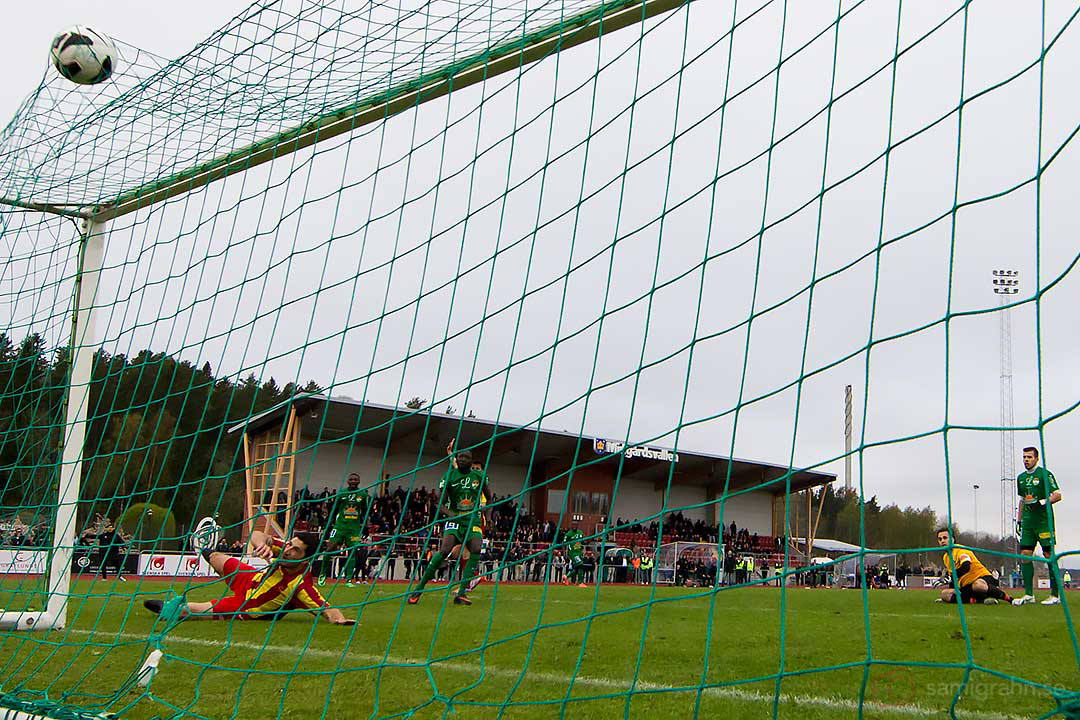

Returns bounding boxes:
[958,574,998,604]
[1019,515,1055,550]
[444,519,482,544]
[210,557,272,620]
[328,523,363,546]
[567,554,584,570]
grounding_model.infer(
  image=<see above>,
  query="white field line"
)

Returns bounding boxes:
[66,629,1029,720]
[325,589,1000,621]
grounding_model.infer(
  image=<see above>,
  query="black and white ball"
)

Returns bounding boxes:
[50,27,117,85]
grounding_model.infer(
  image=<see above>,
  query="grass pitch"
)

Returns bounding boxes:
[0,578,1077,719]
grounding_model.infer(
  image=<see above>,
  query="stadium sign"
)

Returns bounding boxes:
[593,438,679,463]
[0,549,47,574]
[136,552,270,577]
[138,553,216,577]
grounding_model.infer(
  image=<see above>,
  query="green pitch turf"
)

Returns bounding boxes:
[0,579,1076,719]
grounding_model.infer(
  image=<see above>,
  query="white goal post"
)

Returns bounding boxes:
[0,219,105,632]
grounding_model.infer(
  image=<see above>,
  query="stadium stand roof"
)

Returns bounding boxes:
[228,394,836,496]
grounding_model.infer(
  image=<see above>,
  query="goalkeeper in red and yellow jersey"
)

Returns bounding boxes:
[934,528,1013,605]
[143,530,354,624]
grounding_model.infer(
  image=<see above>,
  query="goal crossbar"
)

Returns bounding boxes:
[92,0,689,223]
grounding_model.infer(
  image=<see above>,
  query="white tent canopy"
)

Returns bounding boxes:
[792,537,875,554]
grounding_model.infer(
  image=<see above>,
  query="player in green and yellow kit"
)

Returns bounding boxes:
[562,524,587,587]
[408,448,490,606]
[318,473,369,586]
[444,439,491,593]
[1012,446,1063,605]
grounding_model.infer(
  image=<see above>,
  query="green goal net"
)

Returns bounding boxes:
[0,0,1078,718]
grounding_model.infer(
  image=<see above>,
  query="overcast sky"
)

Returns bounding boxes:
[2,0,1079,556]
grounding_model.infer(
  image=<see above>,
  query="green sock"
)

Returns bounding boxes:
[415,552,445,592]
[1022,561,1034,596]
[1047,551,1060,596]
[459,553,480,596]
[342,555,356,580]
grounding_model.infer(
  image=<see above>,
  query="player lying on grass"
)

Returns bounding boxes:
[935,528,1013,605]
[143,530,354,624]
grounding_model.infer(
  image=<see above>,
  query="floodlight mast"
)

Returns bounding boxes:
[973,484,980,539]
[991,269,1019,571]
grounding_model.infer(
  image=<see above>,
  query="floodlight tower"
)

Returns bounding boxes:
[844,384,853,492]
[991,269,1019,550]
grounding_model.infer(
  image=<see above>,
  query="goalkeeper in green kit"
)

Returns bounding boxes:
[408,447,490,606]
[1012,446,1063,606]
[318,473,369,586]
[562,523,587,587]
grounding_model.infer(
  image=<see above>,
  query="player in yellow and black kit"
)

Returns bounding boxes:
[935,528,1013,605]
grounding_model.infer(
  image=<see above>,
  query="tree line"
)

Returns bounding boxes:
[0,332,319,537]
[788,483,1011,557]
[1,332,1008,555]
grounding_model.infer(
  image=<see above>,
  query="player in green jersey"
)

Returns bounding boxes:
[444,439,492,593]
[318,473,369,587]
[408,449,490,606]
[1012,447,1063,605]
[562,523,587,587]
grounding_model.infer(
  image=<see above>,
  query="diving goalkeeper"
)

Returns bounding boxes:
[143,530,353,624]
[934,527,1013,605]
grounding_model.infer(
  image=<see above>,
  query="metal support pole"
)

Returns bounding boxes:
[991,269,1018,571]
[973,484,980,539]
[844,385,853,492]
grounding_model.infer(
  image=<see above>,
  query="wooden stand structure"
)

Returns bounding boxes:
[242,406,301,542]
[785,486,827,564]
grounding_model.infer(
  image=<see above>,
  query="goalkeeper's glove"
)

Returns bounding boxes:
[1014,519,1023,540]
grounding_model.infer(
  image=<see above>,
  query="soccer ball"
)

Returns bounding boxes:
[50,27,117,85]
